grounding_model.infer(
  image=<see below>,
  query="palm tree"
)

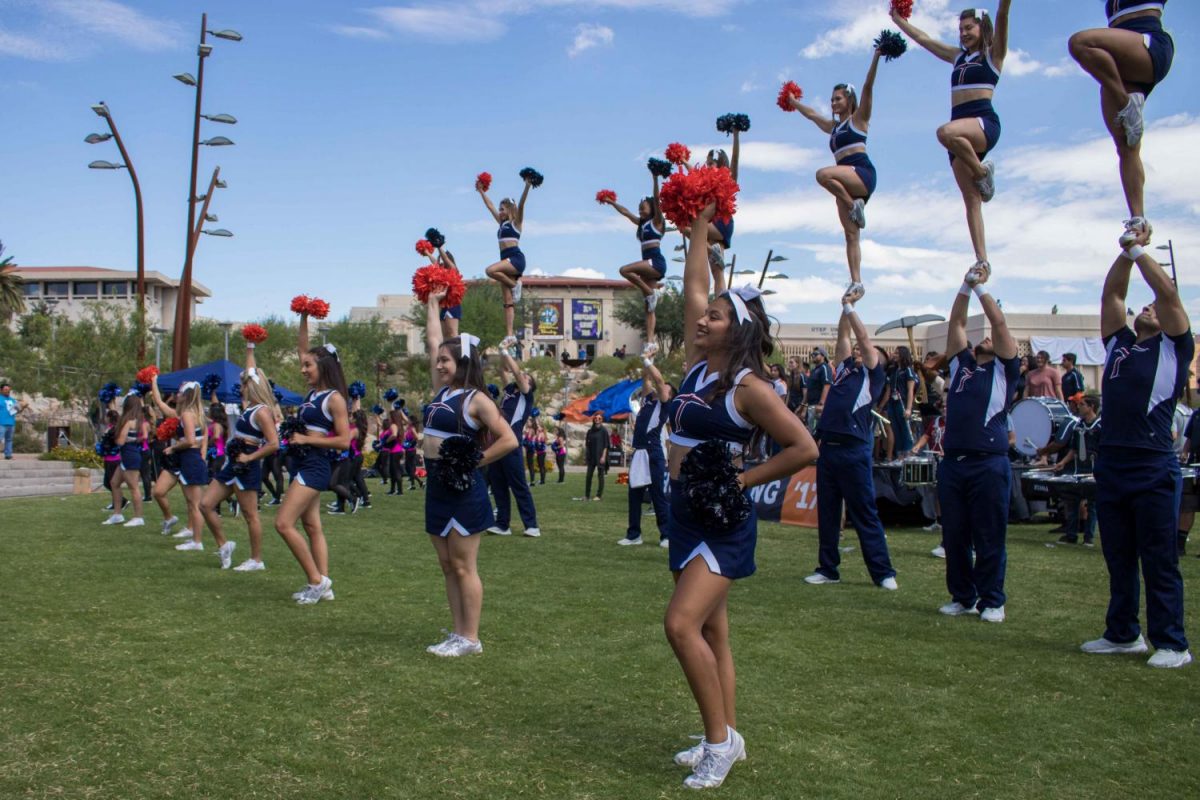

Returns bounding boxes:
[0,240,26,323]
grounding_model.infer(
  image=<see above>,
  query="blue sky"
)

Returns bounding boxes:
[2,0,1198,325]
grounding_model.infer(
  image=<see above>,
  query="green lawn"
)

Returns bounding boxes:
[2,480,1197,799]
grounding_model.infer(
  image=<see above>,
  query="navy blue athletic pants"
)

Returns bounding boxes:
[626,448,668,542]
[488,446,539,530]
[815,439,896,583]
[938,453,1009,611]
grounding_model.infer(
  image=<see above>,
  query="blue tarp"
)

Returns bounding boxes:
[155,359,306,407]
[585,378,642,421]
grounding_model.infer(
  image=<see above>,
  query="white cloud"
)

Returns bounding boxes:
[330,25,391,40]
[800,0,958,60]
[567,23,614,58]
[677,142,824,175]
[739,79,758,94]
[1004,49,1078,80]
[561,267,607,279]
[0,29,68,60]
[360,6,506,42]
[0,0,180,60]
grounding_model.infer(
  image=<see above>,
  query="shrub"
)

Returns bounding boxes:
[40,446,101,469]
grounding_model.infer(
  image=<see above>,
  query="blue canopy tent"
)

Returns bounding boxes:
[585,378,642,422]
[154,359,306,407]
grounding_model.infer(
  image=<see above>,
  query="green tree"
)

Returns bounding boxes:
[406,281,533,355]
[0,241,26,323]
[614,282,686,355]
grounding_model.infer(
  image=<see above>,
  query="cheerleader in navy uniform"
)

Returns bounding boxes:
[1069,2,1172,231]
[786,46,885,299]
[421,287,519,657]
[598,171,668,354]
[105,394,146,527]
[145,384,182,535]
[479,174,534,340]
[703,134,741,295]
[891,3,1012,274]
[664,203,817,789]
[486,348,541,537]
[199,342,281,572]
[422,233,463,339]
[618,358,673,547]
[155,380,210,552]
[275,312,352,605]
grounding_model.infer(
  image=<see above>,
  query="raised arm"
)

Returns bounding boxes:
[946,270,973,357]
[790,98,835,134]
[856,49,883,127]
[297,310,310,362]
[426,287,446,389]
[605,198,641,225]
[683,205,717,367]
[834,307,853,363]
[974,271,1017,360]
[845,302,878,369]
[729,129,740,182]
[437,246,458,271]
[889,8,959,63]
[515,179,532,228]
[1131,232,1190,337]
[644,359,673,402]
[499,349,531,394]
[1101,249,1134,339]
[149,374,176,418]
[478,186,502,224]
[651,175,665,231]
[990,0,1012,69]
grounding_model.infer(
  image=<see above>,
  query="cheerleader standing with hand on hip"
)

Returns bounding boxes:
[891,2,1011,275]
[1069,1,1173,234]
[276,310,352,605]
[598,169,667,354]
[421,287,518,657]
[479,172,535,340]
[107,394,146,527]
[663,203,817,789]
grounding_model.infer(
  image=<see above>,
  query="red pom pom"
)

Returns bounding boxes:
[777,81,803,112]
[413,264,467,309]
[595,189,617,205]
[156,417,180,442]
[659,165,740,230]
[241,324,268,344]
[476,171,492,192]
[290,294,310,315]
[415,239,435,257]
[135,366,159,384]
[665,142,691,166]
[891,0,913,20]
[306,297,330,320]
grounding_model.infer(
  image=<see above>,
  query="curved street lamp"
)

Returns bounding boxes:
[200,136,234,146]
[200,113,237,124]
[201,228,233,237]
[88,160,125,170]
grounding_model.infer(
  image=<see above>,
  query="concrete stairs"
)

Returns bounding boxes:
[0,457,90,499]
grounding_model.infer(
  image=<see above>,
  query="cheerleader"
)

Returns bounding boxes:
[151,379,210,551]
[785,46,885,298]
[486,348,541,537]
[479,174,534,339]
[703,131,740,294]
[533,420,548,485]
[205,403,228,513]
[664,203,817,789]
[553,427,568,483]
[98,410,126,524]
[523,419,537,484]
[275,311,352,605]
[891,2,1012,273]
[386,408,406,495]
[199,343,281,571]
[374,406,393,487]
[138,406,155,502]
[619,358,673,547]
[1069,1,1172,229]
[423,236,463,339]
[110,394,147,526]
[421,287,519,656]
[403,414,424,491]
[598,172,667,354]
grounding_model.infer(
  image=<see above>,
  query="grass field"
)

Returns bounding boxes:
[2,478,1198,799]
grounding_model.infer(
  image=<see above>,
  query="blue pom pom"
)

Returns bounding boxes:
[392,400,404,411]
[384,387,399,402]
[647,158,672,179]
[425,228,445,248]
[530,408,540,418]
[349,380,366,399]
[875,29,907,61]
[371,404,384,416]
[201,372,222,397]
[519,167,544,187]
[486,383,500,399]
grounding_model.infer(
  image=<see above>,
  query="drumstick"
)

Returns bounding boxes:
[1023,437,1037,450]
[871,410,891,426]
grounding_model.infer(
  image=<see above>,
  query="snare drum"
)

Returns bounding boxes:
[902,457,936,487]
[1010,398,1073,458]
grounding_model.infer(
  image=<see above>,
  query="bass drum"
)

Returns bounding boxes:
[1010,397,1073,458]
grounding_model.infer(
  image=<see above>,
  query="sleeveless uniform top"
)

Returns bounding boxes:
[830,118,868,161]
[951,48,1001,93]
[943,348,1021,455]
[632,392,668,450]
[1099,326,1193,453]
[231,403,268,445]
[124,424,140,444]
[497,220,521,243]
[667,361,756,449]
[298,390,336,434]
[1107,0,1165,25]
[402,429,417,451]
[423,386,481,440]
[501,382,534,436]
[818,358,885,443]
[637,219,664,247]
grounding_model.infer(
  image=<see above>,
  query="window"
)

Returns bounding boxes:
[43,281,68,297]
[22,282,39,297]
[102,281,127,297]
[73,281,99,298]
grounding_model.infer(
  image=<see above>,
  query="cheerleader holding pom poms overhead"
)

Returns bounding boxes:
[277,304,352,605]
[149,376,209,551]
[1068,1,1172,230]
[696,123,743,294]
[421,287,519,657]
[416,228,465,339]
[783,38,892,298]
[662,201,817,789]
[891,2,1011,274]
[597,169,667,354]
[478,169,539,340]
[198,339,281,572]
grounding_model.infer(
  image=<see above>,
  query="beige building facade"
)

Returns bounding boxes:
[13,266,211,329]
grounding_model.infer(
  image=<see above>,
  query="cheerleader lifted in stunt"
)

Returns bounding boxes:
[598,167,667,355]
[421,228,462,339]
[892,2,1012,275]
[1069,1,1173,238]
[786,45,886,299]
[479,171,536,341]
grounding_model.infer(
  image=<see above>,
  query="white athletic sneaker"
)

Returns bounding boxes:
[643,341,659,358]
[849,198,867,229]
[844,281,865,302]
[923,521,942,532]
[617,537,644,546]
[218,541,236,570]
[523,527,541,538]
[683,728,746,790]
[804,573,840,585]
[232,559,265,572]
[646,291,659,313]
[123,517,145,528]
[296,576,333,605]
[931,545,946,559]
[1080,634,1148,655]
[977,160,996,202]
[1147,649,1193,669]
[102,514,125,526]
[175,540,203,551]
[980,605,1006,623]
[160,516,179,535]
[939,601,979,616]
[427,630,459,654]
[172,528,193,539]
[880,577,899,591]
[436,636,483,657]
[511,280,523,303]
[660,539,670,549]
[487,526,513,536]
[1119,216,1152,247]
[674,737,707,769]
[1117,92,1145,148]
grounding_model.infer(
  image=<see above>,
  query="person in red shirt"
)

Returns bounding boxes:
[1024,350,1063,399]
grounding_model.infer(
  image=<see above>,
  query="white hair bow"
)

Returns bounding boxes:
[461,333,480,358]
[181,381,200,392]
[723,285,763,325]
[323,343,339,360]
[844,83,857,98]
[244,367,261,384]
[970,8,988,19]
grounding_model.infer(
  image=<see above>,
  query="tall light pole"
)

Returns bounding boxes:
[218,321,233,361]
[1156,240,1177,286]
[150,325,167,369]
[172,13,241,370]
[756,251,789,289]
[87,102,146,362]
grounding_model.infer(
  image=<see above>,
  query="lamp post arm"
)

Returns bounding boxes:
[102,111,147,362]
[172,12,207,370]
